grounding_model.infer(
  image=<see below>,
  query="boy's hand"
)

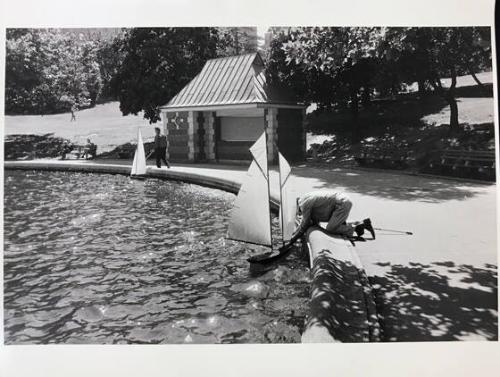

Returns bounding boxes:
[279,244,292,254]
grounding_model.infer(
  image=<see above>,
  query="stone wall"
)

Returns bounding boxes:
[165,111,190,161]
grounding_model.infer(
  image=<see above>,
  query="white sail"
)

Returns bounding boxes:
[131,128,147,176]
[228,133,272,246]
[279,152,296,243]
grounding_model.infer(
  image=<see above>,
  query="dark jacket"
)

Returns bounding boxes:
[155,135,167,149]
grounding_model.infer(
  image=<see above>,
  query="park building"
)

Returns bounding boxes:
[160,52,307,164]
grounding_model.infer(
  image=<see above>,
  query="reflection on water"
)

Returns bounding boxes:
[4,170,310,344]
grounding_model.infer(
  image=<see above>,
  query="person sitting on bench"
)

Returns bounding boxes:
[279,190,375,253]
[84,139,97,160]
[61,142,72,160]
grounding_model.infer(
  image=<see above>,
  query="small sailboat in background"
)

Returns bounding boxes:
[130,127,147,180]
[227,132,296,263]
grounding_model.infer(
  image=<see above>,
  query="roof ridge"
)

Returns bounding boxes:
[207,52,258,62]
[162,52,301,109]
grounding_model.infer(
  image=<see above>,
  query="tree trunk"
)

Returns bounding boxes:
[431,68,460,133]
[361,87,371,107]
[447,94,459,133]
[417,78,426,101]
[350,90,360,142]
[447,67,459,133]
[468,66,490,96]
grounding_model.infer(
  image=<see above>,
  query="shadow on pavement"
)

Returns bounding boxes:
[292,165,494,202]
[370,261,498,341]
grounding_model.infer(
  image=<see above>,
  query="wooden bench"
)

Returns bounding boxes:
[425,149,496,181]
[62,145,97,160]
[355,146,413,169]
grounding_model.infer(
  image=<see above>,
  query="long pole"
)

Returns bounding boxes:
[265,130,274,250]
[374,227,413,235]
[278,152,285,247]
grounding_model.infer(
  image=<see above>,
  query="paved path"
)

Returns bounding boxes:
[6,159,498,341]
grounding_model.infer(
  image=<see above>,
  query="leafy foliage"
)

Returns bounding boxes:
[5,29,103,115]
[267,27,382,115]
[96,31,127,101]
[216,27,258,55]
[382,27,492,131]
[265,27,492,134]
[110,27,221,123]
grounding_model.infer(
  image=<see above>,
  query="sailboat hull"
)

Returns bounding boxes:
[130,175,147,180]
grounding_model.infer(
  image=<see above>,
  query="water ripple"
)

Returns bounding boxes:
[4,170,309,344]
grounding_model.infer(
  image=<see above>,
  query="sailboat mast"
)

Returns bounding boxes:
[265,130,273,249]
[278,153,285,247]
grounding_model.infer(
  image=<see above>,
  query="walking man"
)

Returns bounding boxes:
[153,127,170,168]
[70,104,77,121]
[279,190,375,253]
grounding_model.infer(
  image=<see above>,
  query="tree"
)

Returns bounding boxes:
[216,27,258,56]
[96,31,126,101]
[110,27,220,123]
[5,29,103,115]
[382,27,492,132]
[267,27,492,136]
[266,27,383,140]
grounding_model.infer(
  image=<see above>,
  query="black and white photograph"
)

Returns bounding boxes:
[1,0,499,375]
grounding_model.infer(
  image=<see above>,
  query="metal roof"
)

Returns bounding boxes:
[162,53,302,110]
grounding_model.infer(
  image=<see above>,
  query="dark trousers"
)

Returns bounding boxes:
[155,147,170,168]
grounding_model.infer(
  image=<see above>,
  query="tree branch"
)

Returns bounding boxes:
[467,64,490,95]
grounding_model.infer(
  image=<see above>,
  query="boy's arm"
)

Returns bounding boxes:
[280,203,311,251]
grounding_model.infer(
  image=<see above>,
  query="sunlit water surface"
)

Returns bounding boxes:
[4,170,310,344]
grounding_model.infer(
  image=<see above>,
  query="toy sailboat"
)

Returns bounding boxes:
[130,127,147,180]
[227,132,296,263]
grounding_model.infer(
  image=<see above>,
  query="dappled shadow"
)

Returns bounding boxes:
[303,250,380,342]
[307,94,449,138]
[370,261,498,341]
[291,165,494,202]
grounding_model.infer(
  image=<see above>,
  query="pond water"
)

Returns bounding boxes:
[3,170,310,344]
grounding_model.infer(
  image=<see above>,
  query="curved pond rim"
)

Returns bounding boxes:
[4,160,281,213]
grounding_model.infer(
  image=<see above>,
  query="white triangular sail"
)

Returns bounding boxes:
[279,152,296,243]
[228,133,272,247]
[131,128,147,176]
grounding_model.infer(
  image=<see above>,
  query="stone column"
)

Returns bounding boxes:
[204,111,216,161]
[187,111,197,161]
[162,110,170,159]
[197,112,206,161]
[265,108,278,163]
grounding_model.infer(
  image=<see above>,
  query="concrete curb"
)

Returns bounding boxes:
[4,160,378,343]
[301,227,380,343]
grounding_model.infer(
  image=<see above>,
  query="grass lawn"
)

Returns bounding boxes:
[305,72,496,169]
[4,72,495,159]
[308,72,495,138]
[4,102,157,153]
[404,71,493,92]
[422,97,495,127]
